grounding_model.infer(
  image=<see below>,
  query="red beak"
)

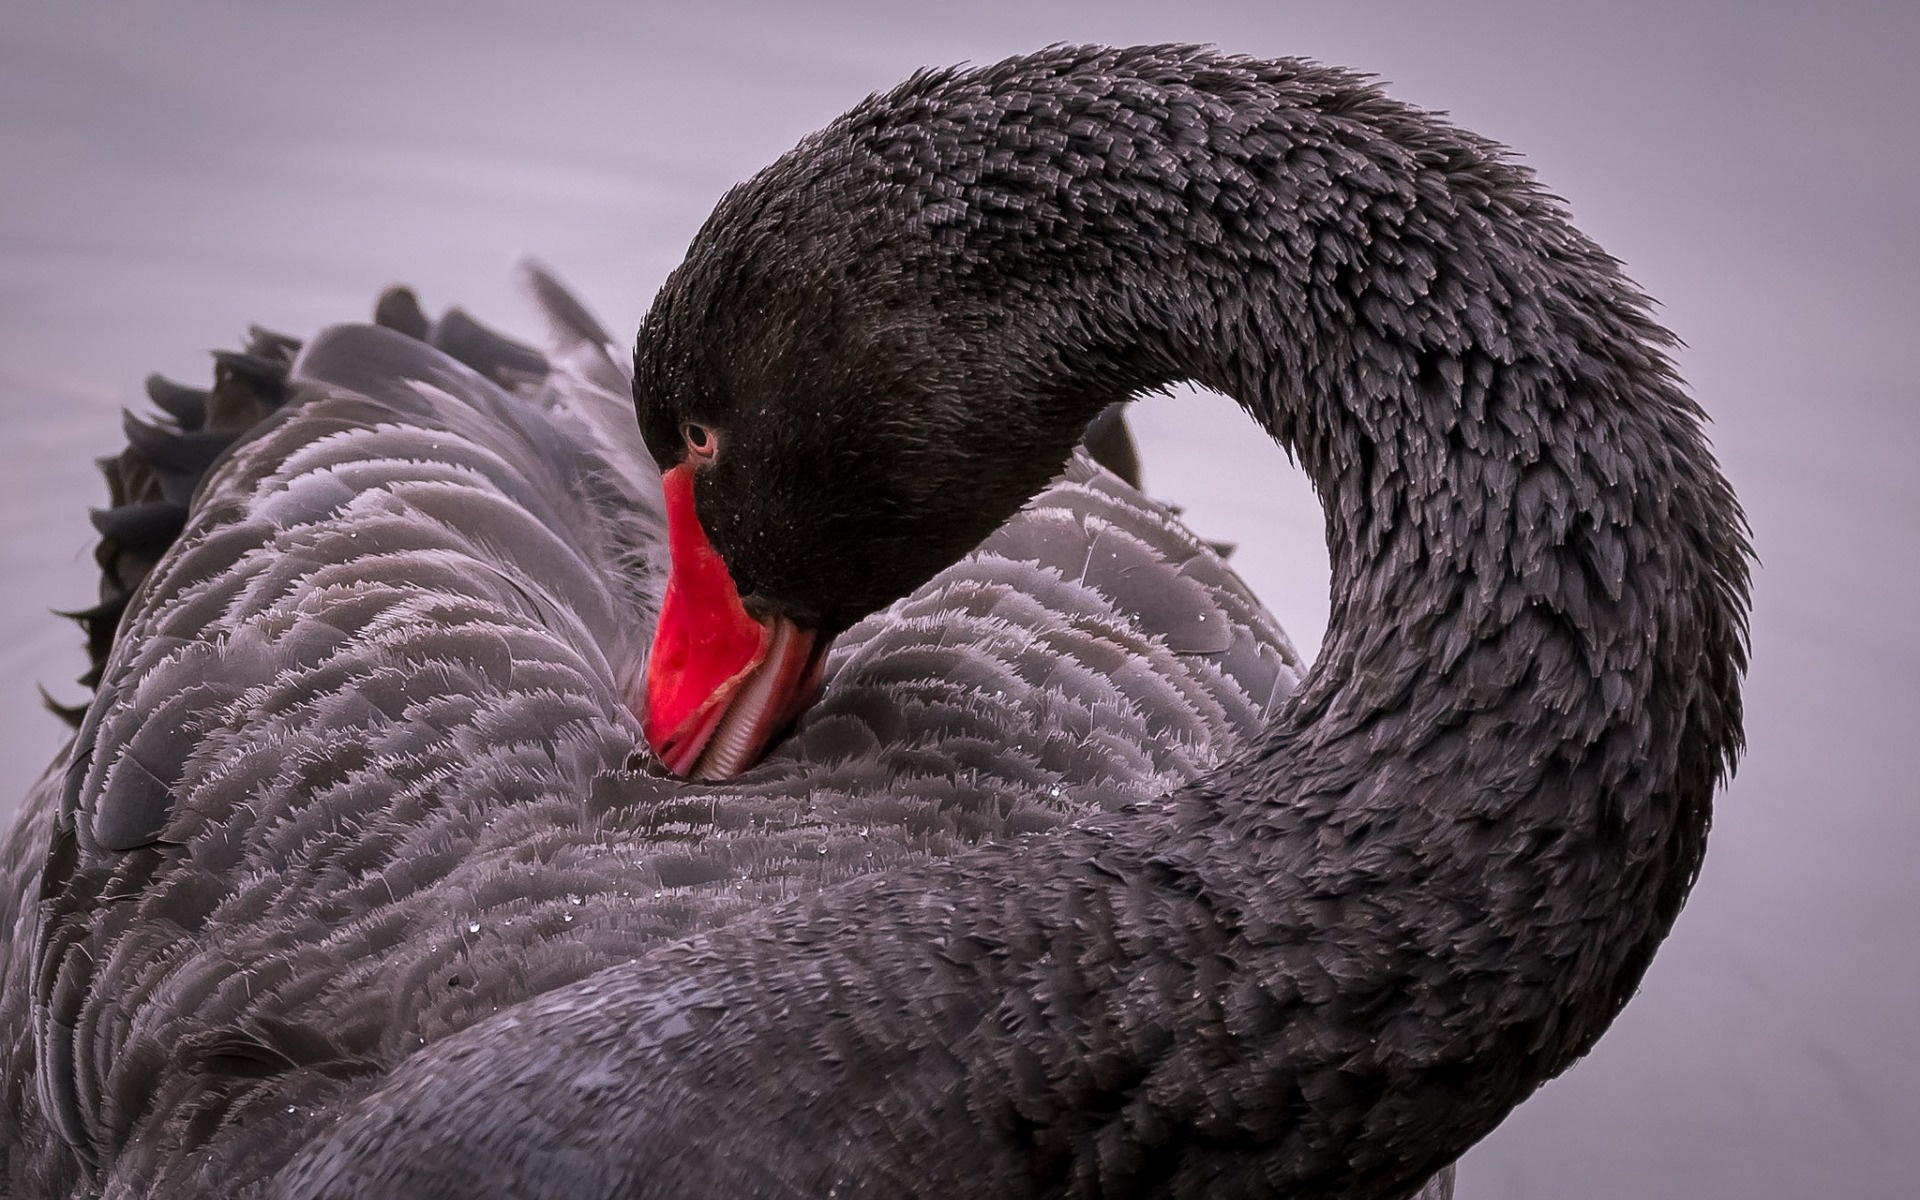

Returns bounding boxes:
[641,465,826,779]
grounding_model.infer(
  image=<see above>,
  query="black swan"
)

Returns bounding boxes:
[0,43,1748,1200]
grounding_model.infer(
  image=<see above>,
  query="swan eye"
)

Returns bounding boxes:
[682,422,719,462]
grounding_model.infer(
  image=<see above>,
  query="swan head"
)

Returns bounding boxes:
[630,150,1120,777]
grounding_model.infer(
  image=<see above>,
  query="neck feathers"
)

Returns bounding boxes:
[844,42,1751,1101]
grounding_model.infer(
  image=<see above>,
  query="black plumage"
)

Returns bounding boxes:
[2,43,1747,1200]
[0,248,1314,1193]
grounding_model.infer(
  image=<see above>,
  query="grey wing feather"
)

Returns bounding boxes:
[0,273,1320,1195]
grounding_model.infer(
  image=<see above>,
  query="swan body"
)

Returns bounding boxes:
[3,43,1745,1200]
[0,267,1313,1193]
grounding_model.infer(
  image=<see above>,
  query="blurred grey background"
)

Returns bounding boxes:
[2,2,1915,1195]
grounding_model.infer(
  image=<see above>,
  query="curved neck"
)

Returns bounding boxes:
[864,52,1744,798]
[848,44,1750,1111]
